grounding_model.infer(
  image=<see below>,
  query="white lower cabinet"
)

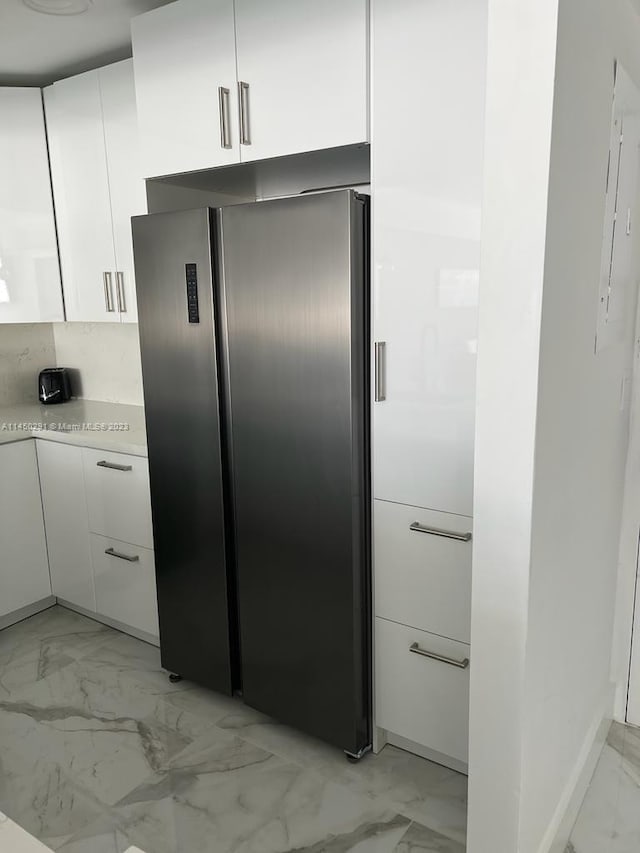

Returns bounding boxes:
[37,441,95,612]
[374,500,472,644]
[375,617,470,768]
[35,439,158,641]
[91,535,159,637]
[0,441,51,618]
[82,447,153,549]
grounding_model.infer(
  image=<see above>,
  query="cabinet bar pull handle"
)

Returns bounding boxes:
[238,81,251,145]
[218,86,232,149]
[409,522,472,542]
[103,272,115,312]
[97,460,132,472]
[105,547,139,563]
[409,642,469,669]
[374,341,386,402]
[116,271,126,313]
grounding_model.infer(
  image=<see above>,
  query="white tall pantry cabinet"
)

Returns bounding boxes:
[371,0,487,770]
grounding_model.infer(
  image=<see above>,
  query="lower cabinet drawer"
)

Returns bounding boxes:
[91,534,159,637]
[374,499,472,643]
[375,617,470,766]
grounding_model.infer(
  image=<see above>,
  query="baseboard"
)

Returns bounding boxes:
[542,687,614,853]
[0,596,56,631]
[56,599,160,647]
[386,731,468,775]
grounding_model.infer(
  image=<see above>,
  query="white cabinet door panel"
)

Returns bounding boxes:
[234,0,368,162]
[0,441,51,617]
[37,440,95,612]
[82,448,153,549]
[371,0,487,517]
[374,500,472,643]
[0,88,63,323]
[100,59,147,324]
[375,616,470,766]
[44,72,117,322]
[91,534,159,637]
[131,0,239,177]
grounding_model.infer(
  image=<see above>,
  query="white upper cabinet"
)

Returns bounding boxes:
[100,60,148,323]
[131,0,369,177]
[0,88,63,323]
[131,0,239,178]
[233,0,368,163]
[45,59,145,323]
[371,0,487,518]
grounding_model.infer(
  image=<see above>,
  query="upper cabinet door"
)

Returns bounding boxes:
[234,0,369,163]
[99,59,147,324]
[131,0,239,178]
[45,71,118,322]
[0,88,63,323]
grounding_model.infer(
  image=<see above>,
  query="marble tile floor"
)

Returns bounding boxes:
[567,721,640,853]
[0,605,468,853]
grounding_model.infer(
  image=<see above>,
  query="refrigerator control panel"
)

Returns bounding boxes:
[185,263,200,324]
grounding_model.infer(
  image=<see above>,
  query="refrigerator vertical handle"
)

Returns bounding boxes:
[374,341,386,402]
[238,81,251,145]
[218,86,232,149]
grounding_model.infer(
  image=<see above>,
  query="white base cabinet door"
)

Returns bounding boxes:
[0,88,63,323]
[0,441,51,617]
[233,0,369,162]
[375,617,470,767]
[37,441,95,612]
[132,0,240,177]
[91,534,159,637]
[82,448,153,549]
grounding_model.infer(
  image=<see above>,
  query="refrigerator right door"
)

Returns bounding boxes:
[219,190,370,754]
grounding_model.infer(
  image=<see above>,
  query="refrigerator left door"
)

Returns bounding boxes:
[132,208,235,694]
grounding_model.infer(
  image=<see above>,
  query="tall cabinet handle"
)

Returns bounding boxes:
[374,341,386,402]
[116,271,126,313]
[238,81,251,145]
[103,272,115,312]
[409,522,472,542]
[218,86,232,149]
[409,643,470,669]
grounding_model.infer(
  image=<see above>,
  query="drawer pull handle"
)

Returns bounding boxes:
[409,522,472,542]
[97,460,132,472]
[105,547,139,563]
[409,642,469,669]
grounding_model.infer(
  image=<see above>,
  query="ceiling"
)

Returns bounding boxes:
[0,0,175,86]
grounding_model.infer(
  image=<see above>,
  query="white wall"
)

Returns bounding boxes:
[469,1,640,852]
[52,323,143,405]
[0,324,56,404]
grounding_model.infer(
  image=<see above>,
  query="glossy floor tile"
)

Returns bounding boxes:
[568,721,640,853]
[0,605,467,853]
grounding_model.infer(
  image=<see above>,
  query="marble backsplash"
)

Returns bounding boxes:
[0,324,56,405]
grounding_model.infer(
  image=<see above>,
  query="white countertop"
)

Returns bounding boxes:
[0,399,147,457]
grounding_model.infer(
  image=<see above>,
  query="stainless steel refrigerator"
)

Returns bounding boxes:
[132,190,371,758]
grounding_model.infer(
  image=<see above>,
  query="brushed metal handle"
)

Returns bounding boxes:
[116,271,126,313]
[103,272,115,312]
[218,86,232,149]
[97,460,132,472]
[238,81,251,145]
[105,547,139,563]
[409,642,469,669]
[374,341,386,402]
[409,522,472,542]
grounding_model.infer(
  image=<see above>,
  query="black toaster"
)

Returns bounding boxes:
[39,368,72,405]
